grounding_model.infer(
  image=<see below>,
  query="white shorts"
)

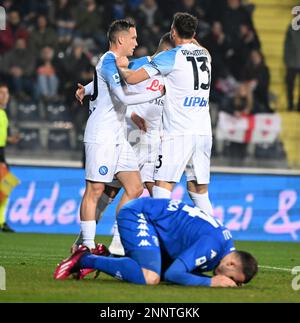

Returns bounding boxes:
[132,140,160,183]
[85,140,139,183]
[154,135,212,184]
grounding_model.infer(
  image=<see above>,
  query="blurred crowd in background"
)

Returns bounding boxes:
[0,0,287,164]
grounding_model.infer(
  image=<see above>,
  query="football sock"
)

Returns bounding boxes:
[152,185,171,198]
[80,254,146,284]
[80,220,96,249]
[188,191,213,217]
[73,194,114,247]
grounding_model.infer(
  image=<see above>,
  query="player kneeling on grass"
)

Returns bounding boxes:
[54,197,258,287]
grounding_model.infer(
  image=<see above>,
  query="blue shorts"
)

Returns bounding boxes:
[118,206,161,275]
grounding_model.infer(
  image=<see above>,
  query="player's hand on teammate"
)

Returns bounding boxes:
[210,275,238,288]
[160,85,166,96]
[116,56,129,68]
[131,112,147,132]
[75,83,85,105]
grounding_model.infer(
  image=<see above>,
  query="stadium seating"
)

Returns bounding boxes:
[16,102,40,121]
[47,129,71,150]
[45,102,70,122]
[17,128,41,150]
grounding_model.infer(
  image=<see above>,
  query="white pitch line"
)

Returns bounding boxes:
[259,265,294,272]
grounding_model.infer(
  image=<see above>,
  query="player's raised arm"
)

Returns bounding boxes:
[119,67,151,85]
[112,83,164,106]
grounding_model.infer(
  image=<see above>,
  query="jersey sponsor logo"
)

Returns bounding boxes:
[146,79,164,92]
[183,96,208,107]
[195,256,207,266]
[99,166,108,175]
[149,98,164,106]
[112,73,120,84]
[138,239,152,247]
[210,250,217,259]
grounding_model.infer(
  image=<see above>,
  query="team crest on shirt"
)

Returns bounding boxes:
[195,256,207,266]
[112,73,120,84]
[99,166,108,175]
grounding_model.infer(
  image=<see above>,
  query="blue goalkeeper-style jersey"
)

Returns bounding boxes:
[121,197,235,274]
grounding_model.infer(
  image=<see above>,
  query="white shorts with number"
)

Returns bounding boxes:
[132,140,160,183]
[85,139,139,183]
[154,135,212,184]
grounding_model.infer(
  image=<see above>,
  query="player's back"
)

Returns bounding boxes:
[148,43,212,136]
[122,197,233,262]
[84,51,126,144]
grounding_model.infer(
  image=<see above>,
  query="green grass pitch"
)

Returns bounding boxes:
[0,233,300,303]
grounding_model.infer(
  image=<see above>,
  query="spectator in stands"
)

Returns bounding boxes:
[11,0,51,26]
[175,0,210,38]
[134,0,165,53]
[242,49,272,113]
[0,10,28,54]
[220,0,254,39]
[73,0,107,49]
[201,21,232,88]
[107,0,132,21]
[62,39,94,105]
[284,24,300,112]
[51,0,75,47]
[0,82,19,233]
[36,46,59,102]
[1,38,35,100]
[220,82,253,117]
[29,15,58,57]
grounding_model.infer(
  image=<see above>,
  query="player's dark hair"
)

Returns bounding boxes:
[0,82,8,89]
[236,251,258,284]
[172,12,198,39]
[107,19,136,43]
[159,32,173,46]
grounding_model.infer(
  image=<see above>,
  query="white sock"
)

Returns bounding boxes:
[80,220,96,249]
[109,221,125,256]
[96,193,114,223]
[152,185,172,198]
[188,191,213,217]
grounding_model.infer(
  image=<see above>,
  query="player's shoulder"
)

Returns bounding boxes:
[97,51,116,71]
[128,56,150,70]
[152,46,180,64]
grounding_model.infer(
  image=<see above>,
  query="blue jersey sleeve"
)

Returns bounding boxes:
[178,236,220,272]
[164,258,211,287]
[128,56,149,70]
[100,53,122,90]
[143,47,179,77]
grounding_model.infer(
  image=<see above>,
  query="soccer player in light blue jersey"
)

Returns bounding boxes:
[117,13,215,221]
[55,198,258,288]
[74,20,164,252]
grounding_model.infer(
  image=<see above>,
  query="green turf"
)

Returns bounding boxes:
[0,233,300,303]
